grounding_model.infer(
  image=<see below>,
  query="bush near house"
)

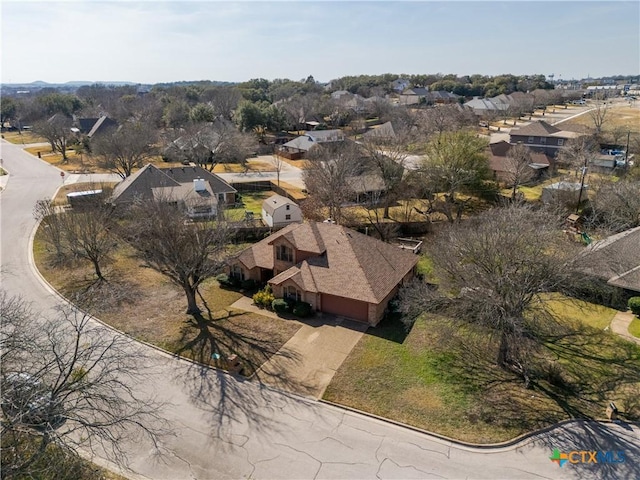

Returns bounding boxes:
[629,297,640,316]
[292,301,313,318]
[272,298,290,313]
[253,286,275,309]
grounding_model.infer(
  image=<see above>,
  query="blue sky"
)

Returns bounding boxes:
[2,1,638,84]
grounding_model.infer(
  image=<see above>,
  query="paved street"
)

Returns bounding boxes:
[1,140,639,479]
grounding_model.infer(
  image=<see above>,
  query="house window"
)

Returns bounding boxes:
[558,139,564,146]
[276,244,293,262]
[286,205,290,211]
[540,137,546,144]
[285,214,291,220]
[528,136,534,143]
[284,285,302,302]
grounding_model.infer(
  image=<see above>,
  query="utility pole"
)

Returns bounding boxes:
[625,131,630,167]
[575,155,588,214]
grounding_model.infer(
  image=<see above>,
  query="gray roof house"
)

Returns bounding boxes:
[111,164,236,218]
[276,130,346,159]
[575,226,640,307]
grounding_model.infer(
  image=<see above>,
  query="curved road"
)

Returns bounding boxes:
[1,139,638,480]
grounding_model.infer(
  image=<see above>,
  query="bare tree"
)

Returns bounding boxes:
[302,142,362,224]
[165,121,257,172]
[93,122,157,178]
[202,86,242,121]
[59,206,117,282]
[589,92,609,137]
[270,155,285,187]
[400,205,581,386]
[587,179,640,232]
[505,143,535,200]
[33,199,66,264]
[32,115,73,161]
[121,198,231,315]
[1,293,165,479]
[360,131,409,219]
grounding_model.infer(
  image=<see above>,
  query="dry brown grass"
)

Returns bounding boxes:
[277,181,307,200]
[1,131,47,144]
[50,182,119,206]
[33,227,300,376]
[563,105,640,134]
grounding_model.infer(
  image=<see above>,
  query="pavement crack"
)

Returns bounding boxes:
[405,440,450,458]
[274,442,322,478]
[306,435,353,450]
[376,457,445,479]
[374,437,385,463]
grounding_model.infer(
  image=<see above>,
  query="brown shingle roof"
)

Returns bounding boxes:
[266,222,418,304]
[576,226,640,292]
[111,163,235,204]
[511,121,562,137]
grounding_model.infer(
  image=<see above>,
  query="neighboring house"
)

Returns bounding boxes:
[110,163,236,218]
[575,226,640,306]
[75,115,117,138]
[391,78,410,93]
[487,141,553,183]
[362,121,396,141]
[509,121,582,157]
[399,87,430,105]
[345,173,388,204]
[261,194,302,228]
[276,130,346,160]
[463,97,509,116]
[228,222,418,325]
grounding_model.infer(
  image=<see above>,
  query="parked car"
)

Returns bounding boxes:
[1,372,64,428]
[571,99,586,105]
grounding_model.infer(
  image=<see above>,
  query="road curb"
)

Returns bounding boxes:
[320,399,639,453]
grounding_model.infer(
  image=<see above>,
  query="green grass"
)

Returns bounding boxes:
[325,296,640,443]
[629,317,640,338]
[543,293,618,330]
[416,255,434,277]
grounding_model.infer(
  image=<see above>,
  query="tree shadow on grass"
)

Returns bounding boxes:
[439,319,640,438]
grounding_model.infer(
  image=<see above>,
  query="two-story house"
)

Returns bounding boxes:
[228,222,418,325]
[509,121,582,157]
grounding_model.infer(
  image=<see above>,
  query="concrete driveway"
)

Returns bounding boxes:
[230,296,367,398]
[2,139,639,479]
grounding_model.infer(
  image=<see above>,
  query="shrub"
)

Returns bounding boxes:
[253,286,274,309]
[272,298,289,314]
[292,301,313,318]
[241,279,257,291]
[216,273,231,287]
[629,297,640,316]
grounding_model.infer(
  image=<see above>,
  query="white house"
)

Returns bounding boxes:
[261,194,302,228]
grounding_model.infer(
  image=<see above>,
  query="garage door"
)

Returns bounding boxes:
[321,294,369,322]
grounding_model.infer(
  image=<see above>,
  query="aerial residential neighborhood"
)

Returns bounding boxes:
[1,2,639,480]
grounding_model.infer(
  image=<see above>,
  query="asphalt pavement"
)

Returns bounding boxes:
[1,139,639,480]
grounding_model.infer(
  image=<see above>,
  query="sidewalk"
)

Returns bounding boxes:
[610,310,640,345]
[231,296,367,398]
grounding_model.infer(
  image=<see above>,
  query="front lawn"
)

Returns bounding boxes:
[33,226,300,376]
[325,298,640,443]
[629,317,640,338]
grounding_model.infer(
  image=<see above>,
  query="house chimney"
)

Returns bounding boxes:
[193,178,206,192]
